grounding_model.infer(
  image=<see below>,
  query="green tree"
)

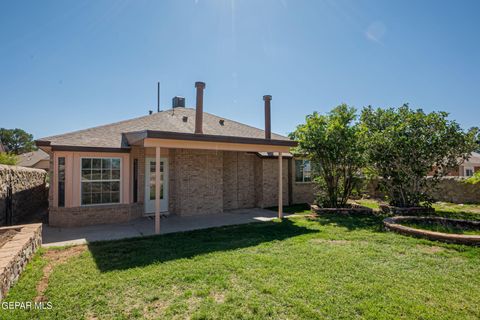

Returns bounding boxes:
[465,171,480,184]
[0,152,18,165]
[0,128,36,154]
[290,104,365,208]
[360,104,478,207]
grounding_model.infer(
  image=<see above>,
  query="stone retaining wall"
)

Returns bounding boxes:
[0,165,48,226]
[0,223,42,300]
[428,177,480,204]
[365,177,480,204]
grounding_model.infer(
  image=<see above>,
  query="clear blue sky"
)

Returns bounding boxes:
[1,0,479,139]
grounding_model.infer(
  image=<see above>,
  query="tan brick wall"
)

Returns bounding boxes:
[259,158,289,208]
[223,152,256,210]
[172,149,223,215]
[290,158,315,204]
[49,203,143,227]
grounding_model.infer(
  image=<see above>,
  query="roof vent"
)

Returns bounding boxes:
[172,96,185,108]
[182,116,188,122]
[219,119,225,126]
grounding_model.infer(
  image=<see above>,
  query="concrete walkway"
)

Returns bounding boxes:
[42,208,282,247]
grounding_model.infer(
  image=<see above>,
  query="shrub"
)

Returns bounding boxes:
[290,104,365,208]
[0,152,18,165]
[360,104,478,207]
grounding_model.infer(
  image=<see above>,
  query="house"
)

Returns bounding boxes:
[17,149,50,171]
[458,152,480,177]
[36,82,314,229]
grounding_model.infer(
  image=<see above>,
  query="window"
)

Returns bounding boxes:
[465,168,474,177]
[81,158,121,205]
[295,159,312,182]
[58,157,65,207]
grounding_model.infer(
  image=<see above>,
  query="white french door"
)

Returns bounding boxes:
[144,157,169,214]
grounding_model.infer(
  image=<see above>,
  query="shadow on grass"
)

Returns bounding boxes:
[312,213,386,232]
[88,219,315,272]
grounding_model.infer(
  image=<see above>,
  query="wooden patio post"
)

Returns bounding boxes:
[155,146,161,234]
[278,152,283,219]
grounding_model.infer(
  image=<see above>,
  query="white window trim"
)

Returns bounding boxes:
[295,159,313,183]
[80,157,123,206]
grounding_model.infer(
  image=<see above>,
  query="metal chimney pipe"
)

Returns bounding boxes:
[195,81,206,134]
[263,95,272,139]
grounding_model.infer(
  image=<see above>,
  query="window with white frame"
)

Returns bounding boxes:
[295,159,312,182]
[465,168,474,177]
[81,158,121,205]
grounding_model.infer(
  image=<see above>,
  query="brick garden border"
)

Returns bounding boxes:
[311,204,373,215]
[0,223,42,300]
[379,205,435,215]
[383,216,480,246]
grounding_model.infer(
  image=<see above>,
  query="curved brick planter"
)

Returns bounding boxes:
[384,216,480,246]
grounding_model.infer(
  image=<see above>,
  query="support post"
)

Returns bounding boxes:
[155,146,161,234]
[278,152,283,219]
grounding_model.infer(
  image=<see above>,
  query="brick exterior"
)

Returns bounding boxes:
[259,158,289,208]
[49,203,143,227]
[171,149,224,216]
[47,148,317,227]
[223,152,256,210]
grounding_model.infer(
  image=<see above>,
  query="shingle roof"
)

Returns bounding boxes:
[37,107,293,149]
[18,149,50,167]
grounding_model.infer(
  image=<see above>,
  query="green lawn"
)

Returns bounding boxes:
[2,207,480,319]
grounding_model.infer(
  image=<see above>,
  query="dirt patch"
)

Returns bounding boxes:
[212,291,225,303]
[310,239,350,245]
[35,245,87,302]
[0,229,19,249]
[416,245,450,254]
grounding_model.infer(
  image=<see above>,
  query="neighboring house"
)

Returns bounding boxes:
[17,149,50,171]
[458,152,480,177]
[36,82,314,228]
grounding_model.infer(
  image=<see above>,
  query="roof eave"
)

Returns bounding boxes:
[143,130,297,147]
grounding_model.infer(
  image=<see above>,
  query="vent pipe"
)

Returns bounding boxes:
[263,95,272,139]
[195,81,206,134]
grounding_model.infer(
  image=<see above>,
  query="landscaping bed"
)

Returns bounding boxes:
[384,216,480,246]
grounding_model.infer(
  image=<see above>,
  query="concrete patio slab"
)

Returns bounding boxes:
[42,208,284,247]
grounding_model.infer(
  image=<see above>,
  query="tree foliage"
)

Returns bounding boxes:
[0,152,18,165]
[0,128,36,154]
[290,104,365,208]
[465,171,480,184]
[360,105,478,207]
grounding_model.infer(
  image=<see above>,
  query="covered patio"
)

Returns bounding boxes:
[42,208,288,247]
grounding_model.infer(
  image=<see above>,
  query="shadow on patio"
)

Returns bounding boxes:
[88,219,316,272]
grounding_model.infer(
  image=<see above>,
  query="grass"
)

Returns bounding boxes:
[1,205,480,319]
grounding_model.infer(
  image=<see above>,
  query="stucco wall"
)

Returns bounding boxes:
[0,165,47,226]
